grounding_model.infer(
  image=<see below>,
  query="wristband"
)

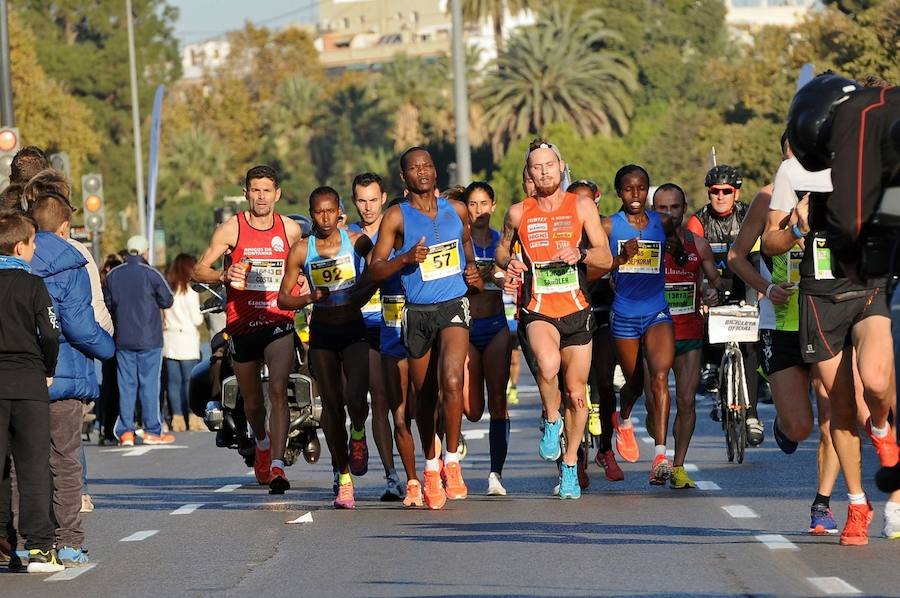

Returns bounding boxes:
[765,283,776,299]
[791,224,804,239]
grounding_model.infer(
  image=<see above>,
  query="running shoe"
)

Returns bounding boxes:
[576,447,590,490]
[404,480,424,507]
[649,454,672,485]
[118,431,135,447]
[254,445,272,485]
[506,384,519,405]
[865,418,900,467]
[268,466,290,495]
[883,502,900,540]
[538,417,563,461]
[380,472,403,502]
[332,471,340,496]
[559,463,581,499]
[746,417,764,447]
[444,461,468,500]
[143,432,176,445]
[486,472,507,496]
[25,549,64,574]
[773,418,798,455]
[348,435,369,476]
[595,449,625,482]
[333,481,355,509]
[613,412,639,463]
[670,466,696,489]
[423,469,447,510]
[57,546,90,567]
[839,501,874,546]
[809,504,838,535]
[587,397,601,437]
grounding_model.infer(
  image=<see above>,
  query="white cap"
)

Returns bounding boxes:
[126,235,149,255]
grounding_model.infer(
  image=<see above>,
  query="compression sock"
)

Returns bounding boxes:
[848,492,867,505]
[339,472,352,485]
[425,457,441,472]
[272,459,285,471]
[350,426,366,440]
[489,418,510,475]
[256,435,271,450]
[813,493,831,508]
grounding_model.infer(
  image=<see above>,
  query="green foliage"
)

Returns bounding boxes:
[156,192,216,263]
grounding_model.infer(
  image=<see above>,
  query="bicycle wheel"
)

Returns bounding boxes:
[723,354,739,463]
[733,350,749,464]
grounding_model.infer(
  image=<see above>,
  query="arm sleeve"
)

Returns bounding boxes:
[154,271,175,310]
[685,215,705,238]
[769,161,798,213]
[33,280,60,376]
[61,269,116,361]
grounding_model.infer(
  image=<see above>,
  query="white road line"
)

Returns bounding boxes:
[695,481,721,490]
[640,437,654,444]
[286,512,313,524]
[120,530,159,542]
[171,503,204,515]
[807,577,862,595]
[214,484,241,493]
[45,563,97,582]
[633,426,647,433]
[722,505,759,519]
[246,469,255,476]
[463,429,489,440]
[102,445,189,454]
[755,534,799,551]
[684,463,699,472]
[122,446,154,456]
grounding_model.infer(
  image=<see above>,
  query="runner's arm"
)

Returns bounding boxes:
[697,235,723,291]
[283,217,303,247]
[493,203,521,271]
[368,206,425,282]
[727,186,775,296]
[277,238,319,311]
[347,232,378,309]
[684,214,704,238]
[193,217,240,285]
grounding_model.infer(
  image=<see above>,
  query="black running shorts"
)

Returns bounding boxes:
[229,323,295,363]
[799,288,890,364]
[402,297,470,359]
[519,307,595,349]
[758,329,806,376]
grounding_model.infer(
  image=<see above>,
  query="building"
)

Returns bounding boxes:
[725,0,820,28]
[180,38,231,81]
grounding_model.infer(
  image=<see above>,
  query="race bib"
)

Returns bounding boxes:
[245,259,285,292]
[788,248,803,284]
[709,242,729,255]
[381,295,405,328]
[617,240,662,274]
[533,260,578,294]
[309,253,356,291]
[362,289,381,314]
[813,237,835,280]
[476,258,500,291]
[419,240,461,281]
[664,282,696,316]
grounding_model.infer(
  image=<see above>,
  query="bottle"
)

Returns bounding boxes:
[230,258,252,291]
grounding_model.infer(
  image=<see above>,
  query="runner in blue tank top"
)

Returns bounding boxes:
[368,147,482,510]
[602,164,683,486]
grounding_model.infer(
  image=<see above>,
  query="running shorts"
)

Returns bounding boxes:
[309,316,367,353]
[758,329,806,376]
[610,308,673,340]
[675,338,702,357]
[402,297,470,359]
[229,323,295,363]
[469,313,508,352]
[380,321,406,359]
[799,289,890,364]
[519,307,594,349]
[364,325,381,352]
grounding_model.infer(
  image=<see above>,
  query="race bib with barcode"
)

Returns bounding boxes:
[419,240,461,281]
[813,237,835,280]
[309,253,356,291]
[381,295,405,328]
[664,282,696,315]
[617,240,662,274]
[533,261,578,294]
[362,289,381,314]
[246,259,285,292]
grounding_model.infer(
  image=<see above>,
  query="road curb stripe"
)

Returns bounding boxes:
[171,503,204,515]
[44,563,97,581]
[755,534,799,550]
[722,505,758,518]
[120,530,159,542]
[807,577,862,595]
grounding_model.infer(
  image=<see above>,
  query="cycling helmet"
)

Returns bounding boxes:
[787,73,859,172]
[704,165,743,189]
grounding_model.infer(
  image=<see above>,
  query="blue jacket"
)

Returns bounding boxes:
[31,232,115,401]
[104,254,174,350]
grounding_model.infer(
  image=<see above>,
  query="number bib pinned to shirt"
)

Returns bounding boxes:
[813,237,835,281]
[420,240,461,281]
[617,240,662,274]
[245,259,285,292]
[533,260,578,294]
[381,295,405,328]
[309,253,356,291]
[664,282,696,315]
[362,289,381,314]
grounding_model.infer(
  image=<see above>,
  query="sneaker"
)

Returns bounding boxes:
[595,449,625,482]
[866,418,900,467]
[268,466,290,495]
[559,463,581,499]
[587,400,601,437]
[332,471,340,497]
[506,385,519,405]
[551,483,560,496]
[773,418,798,455]
[840,501,874,546]
[423,469,447,510]
[403,480,424,507]
[143,432,175,445]
[884,502,900,540]
[576,447,590,490]
[444,461,468,500]
[0,537,10,565]
[57,546,91,567]
[486,472,507,496]
[118,431,135,447]
[613,412,640,463]
[333,481,355,509]
[809,504,839,535]
[254,445,272,485]
[381,472,403,502]
[670,465,696,489]
[538,417,563,461]
[747,417,764,447]
[348,435,369,476]
[8,550,25,572]
[649,454,672,485]
[25,549,64,573]
[80,493,94,513]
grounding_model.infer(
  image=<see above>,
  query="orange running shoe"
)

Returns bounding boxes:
[403,480,424,507]
[118,431,135,447]
[840,501,874,546]
[143,432,175,445]
[254,445,272,485]
[423,469,447,510]
[444,461,468,500]
[613,412,640,463]
[866,418,900,468]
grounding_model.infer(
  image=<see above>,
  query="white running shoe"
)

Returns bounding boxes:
[486,472,507,496]
[884,501,900,539]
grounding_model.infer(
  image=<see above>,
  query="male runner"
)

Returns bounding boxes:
[368,147,482,510]
[194,165,303,494]
[495,139,613,499]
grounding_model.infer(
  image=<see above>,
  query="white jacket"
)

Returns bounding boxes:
[163,288,203,360]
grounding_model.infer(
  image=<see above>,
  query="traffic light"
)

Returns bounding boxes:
[82,173,105,233]
[49,152,71,180]
[0,126,20,190]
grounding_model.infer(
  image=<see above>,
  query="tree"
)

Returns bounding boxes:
[461,0,534,54]
[375,54,450,152]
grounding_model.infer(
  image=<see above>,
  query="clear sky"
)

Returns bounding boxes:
[170,0,318,44]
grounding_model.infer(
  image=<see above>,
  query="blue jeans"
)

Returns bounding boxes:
[165,358,199,417]
[115,348,163,437]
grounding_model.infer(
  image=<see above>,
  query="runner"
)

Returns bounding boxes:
[653,183,722,488]
[462,181,511,496]
[348,172,403,501]
[495,139,613,499]
[368,146,482,510]
[277,186,373,509]
[194,165,303,494]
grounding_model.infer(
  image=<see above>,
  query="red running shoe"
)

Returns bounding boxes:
[255,445,272,485]
[866,418,900,468]
[840,501,874,546]
[595,449,625,482]
[348,435,369,476]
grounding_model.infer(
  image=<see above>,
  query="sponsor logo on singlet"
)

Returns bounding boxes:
[271,235,285,253]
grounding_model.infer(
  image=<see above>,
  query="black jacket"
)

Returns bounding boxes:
[103,255,174,351]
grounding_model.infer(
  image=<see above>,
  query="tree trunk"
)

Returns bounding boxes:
[493,6,504,55]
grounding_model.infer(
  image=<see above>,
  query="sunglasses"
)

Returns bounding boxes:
[708,187,735,196]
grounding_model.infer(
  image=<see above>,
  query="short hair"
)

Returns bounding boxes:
[22,168,71,209]
[464,181,495,203]
[443,185,466,203]
[653,183,687,206]
[780,129,789,156]
[525,137,563,166]
[352,172,385,196]
[567,179,599,196]
[856,75,891,88]
[614,164,650,193]
[309,186,340,210]
[400,146,430,171]
[0,183,24,212]
[0,210,37,255]
[244,165,279,189]
[10,146,49,186]
[31,193,73,232]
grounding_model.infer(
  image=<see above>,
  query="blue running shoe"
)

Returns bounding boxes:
[809,504,838,535]
[774,418,798,455]
[539,417,563,461]
[559,463,581,499]
[57,546,91,567]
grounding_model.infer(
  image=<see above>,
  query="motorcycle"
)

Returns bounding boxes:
[188,282,323,468]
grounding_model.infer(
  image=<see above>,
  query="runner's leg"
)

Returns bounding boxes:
[644,322,675,447]
[614,337,643,420]
[560,342,592,466]
[439,326,470,455]
[527,320,563,421]
[815,351,864,496]
[770,366,814,442]
[263,333,295,463]
[463,349,486,423]
[369,347,395,475]
[484,328,512,474]
[310,348,351,474]
[232,360,266,442]
[672,347,700,468]
[383,355,416,481]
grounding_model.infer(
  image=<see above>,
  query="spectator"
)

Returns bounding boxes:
[98,254,124,443]
[0,183,24,212]
[30,194,114,567]
[103,235,175,446]
[163,254,205,432]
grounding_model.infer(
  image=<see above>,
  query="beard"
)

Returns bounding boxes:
[534,180,560,197]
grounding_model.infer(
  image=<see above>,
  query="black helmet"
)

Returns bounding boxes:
[704,165,742,189]
[787,73,859,172]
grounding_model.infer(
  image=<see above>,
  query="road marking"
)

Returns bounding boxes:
[695,481,721,490]
[640,437,654,444]
[286,512,313,524]
[45,563,97,582]
[755,534,799,551]
[684,463,699,472]
[102,445,189,455]
[463,429,489,440]
[633,426,647,434]
[171,503,204,515]
[214,484,241,493]
[120,530,159,542]
[246,469,255,476]
[722,505,758,518]
[807,577,862,595]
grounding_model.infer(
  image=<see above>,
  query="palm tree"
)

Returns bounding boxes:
[462,0,534,54]
[475,6,639,156]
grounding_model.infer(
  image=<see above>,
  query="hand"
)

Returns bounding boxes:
[507,258,526,279]
[403,236,429,265]
[225,262,248,285]
[464,263,483,290]
[702,287,719,306]
[553,247,580,266]
[311,287,331,304]
[768,282,793,306]
[796,194,810,234]
[620,238,639,262]
[46,377,53,387]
